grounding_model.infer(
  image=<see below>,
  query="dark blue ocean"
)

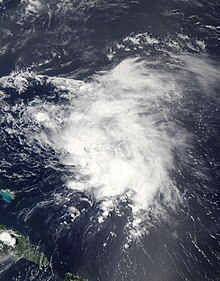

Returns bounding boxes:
[0,0,220,280]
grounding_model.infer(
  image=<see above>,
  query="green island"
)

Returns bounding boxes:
[0,224,49,268]
[64,273,88,281]
[0,225,88,280]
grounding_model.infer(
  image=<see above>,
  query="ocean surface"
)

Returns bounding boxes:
[0,0,220,280]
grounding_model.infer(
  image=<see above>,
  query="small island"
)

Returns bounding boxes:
[64,272,88,281]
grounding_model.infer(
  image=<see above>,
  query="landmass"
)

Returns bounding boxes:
[0,225,88,280]
[0,224,49,268]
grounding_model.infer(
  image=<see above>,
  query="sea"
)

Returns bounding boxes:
[0,0,220,280]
